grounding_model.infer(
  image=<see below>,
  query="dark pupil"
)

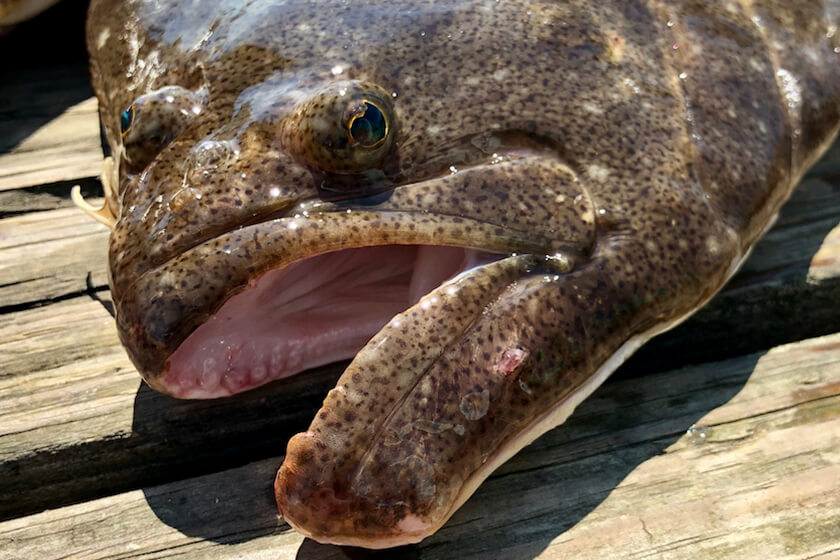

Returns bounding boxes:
[120,106,134,135]
[350,102,386,146]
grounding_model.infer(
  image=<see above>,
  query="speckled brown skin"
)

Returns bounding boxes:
[86,0,840,548]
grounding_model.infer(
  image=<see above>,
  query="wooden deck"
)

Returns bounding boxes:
[1,5,839,559]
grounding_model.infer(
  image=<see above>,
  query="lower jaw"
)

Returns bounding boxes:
[162,244,503,398]
[281,307,700,550]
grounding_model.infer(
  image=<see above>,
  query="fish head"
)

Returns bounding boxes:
[91,0,599,398]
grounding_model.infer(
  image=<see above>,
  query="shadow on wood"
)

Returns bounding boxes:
[0,0,92,155]
[0,177,102,218]
[134,365,344,541]
[140,452,286,546]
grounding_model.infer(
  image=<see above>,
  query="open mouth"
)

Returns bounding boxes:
[112,146,592,395]
[164,244,504,398]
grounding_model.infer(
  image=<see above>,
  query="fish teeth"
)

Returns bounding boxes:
[222,366,250,393]
[200,358,220,388]
[270,351,286,378]
[251,363,268,383]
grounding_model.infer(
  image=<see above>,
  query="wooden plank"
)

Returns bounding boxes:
[0,15,835,560]
[0,331,837,560]
[0,96,102,190]
[0,64,102,190]
[0,203,109,309]
[0,177,102,218]
[0,42,837,557]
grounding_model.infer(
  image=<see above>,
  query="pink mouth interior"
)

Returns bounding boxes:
[165,245,501,398]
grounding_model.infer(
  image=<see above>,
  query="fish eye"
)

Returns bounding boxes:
[282,81,397,176]
[120,105,135,138]
[348,101,387,148]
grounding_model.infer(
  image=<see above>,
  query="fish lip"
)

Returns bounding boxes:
[132,207,552,286]
[279,503,431,550]
[270,255,542,548]
[275,431,437,549]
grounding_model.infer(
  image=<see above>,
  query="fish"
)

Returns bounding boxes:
[76,0,840,549]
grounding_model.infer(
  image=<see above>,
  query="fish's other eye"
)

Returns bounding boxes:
[118,85,206,174]
[348,101,387,148]
[120,105,135,138]
[282,81,397,175]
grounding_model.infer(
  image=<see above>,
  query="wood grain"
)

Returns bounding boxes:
[1,332,837,560]
[0,202,108,309]
[0,65,101,190]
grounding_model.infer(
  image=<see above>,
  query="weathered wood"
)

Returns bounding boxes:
[0,177,102,218]
[0,202,108,309]
[0,23,838,560]
[1,332,837,560]
[0,65,101,190]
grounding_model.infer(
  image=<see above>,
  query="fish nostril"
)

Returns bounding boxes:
[184,139,240,183]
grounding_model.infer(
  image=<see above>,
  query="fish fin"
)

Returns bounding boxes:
[71,185,116,229]
[72,157,117,229]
